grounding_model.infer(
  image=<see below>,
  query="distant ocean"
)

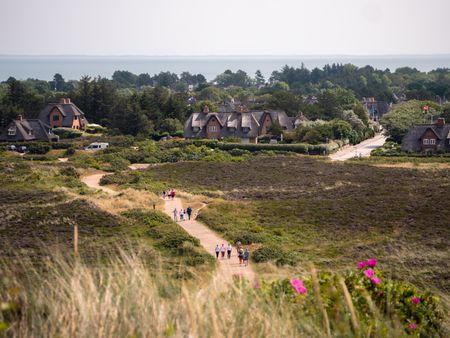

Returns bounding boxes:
[1,55,449,82]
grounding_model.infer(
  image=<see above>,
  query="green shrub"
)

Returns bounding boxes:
[64,147,76,156]
[27,143,52,154]
[59,166,79,178]
[252,246,280,263]
[85,124,106,134]
[53,128,83,139]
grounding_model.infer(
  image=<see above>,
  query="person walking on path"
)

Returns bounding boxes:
[179,209,184,221]
[243,248,250,267]
[186,206,193,220]
[227,243,232,259]
[173,208,178,222]
[171,190,176,200]
[220,244,226,259]
[238,247,244,265]
[215,245,220,259]
[162,191,166,199]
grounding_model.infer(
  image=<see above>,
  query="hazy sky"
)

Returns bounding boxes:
[1,0,449,55]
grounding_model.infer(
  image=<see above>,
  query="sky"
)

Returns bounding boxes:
[0,0,449,56]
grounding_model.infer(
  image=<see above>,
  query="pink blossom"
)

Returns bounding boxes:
[367,259,377,267]
[364,269,375,278]
[290,279,308,294]
[255,281,261,289]
[371,277,381,285]
[409,323,417,330]
[357,261,367,269]
[411,297,420,305]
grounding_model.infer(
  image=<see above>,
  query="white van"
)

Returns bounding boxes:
[84,142,109,151]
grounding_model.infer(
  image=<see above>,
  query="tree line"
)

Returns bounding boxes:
[1,63,449,139]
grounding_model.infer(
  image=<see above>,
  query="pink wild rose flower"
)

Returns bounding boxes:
[411,297,420,305]
[290,279,308,294]
[357,261,367,269]
[371,277,381,285]
[409,323,417,330]
[255,281,261,289]
[364,269,375,278]
[367,259,377,267]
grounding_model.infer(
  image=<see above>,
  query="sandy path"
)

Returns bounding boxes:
[80,173,117,195]
[329,133,387,161]
[163,196,255,285]
[81,173,255,286]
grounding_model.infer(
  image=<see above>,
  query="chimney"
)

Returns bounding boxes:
[435,117,445,127]
[203,105,210,113]
[60,98,71,104]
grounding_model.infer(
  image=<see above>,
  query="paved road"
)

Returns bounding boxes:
[329,134,387,161]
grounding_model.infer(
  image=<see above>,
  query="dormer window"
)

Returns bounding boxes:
[28,129,34,136]
[53,115,60,121]
[208,125,218,132]
[8,126,16,136]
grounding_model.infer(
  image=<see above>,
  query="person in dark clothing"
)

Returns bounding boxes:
[186,206,193,220]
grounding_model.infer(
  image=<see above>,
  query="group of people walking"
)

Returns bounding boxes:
[172,207,193,222]
[162,190,176,200]
[215,242,250,266]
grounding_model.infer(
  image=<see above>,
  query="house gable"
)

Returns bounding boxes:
[205,116,222,139]
[49,106,64,128]
[260,112,273,135]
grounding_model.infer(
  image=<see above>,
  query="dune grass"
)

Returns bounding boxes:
[0,248,424,338]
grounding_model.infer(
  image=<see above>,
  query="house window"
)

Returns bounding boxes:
[8,126,16,136]
[53,115,60,121]
[430,138,436,145]
[208,125,218,132]
[423,139,429,145]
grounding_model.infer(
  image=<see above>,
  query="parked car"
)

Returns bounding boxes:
[6,145,17,151]
[17,146,27,153]
[84,142,109,151]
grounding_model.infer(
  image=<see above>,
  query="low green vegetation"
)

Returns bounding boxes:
[118,156,449,300]
[0,155,212,277]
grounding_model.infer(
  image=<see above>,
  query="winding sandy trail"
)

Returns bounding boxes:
[80,173,117,195]
[164,196,255,285]
[81,172,255,286]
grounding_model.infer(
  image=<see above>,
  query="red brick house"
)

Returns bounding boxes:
[402,118,450,153]
[38,98,88,130]
[184,106,293,143]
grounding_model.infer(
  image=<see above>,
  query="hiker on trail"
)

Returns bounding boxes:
[243,248,250,267]
[179,209,184,221]
[220,244,226,259]
[238,247,244,265]
[162,191,166,199]
[173,208,178,222]
[171,190,176,199]
[215,245,220,259]
[236,240,242,253]
[186,206,193,220]
[227,243,232,259]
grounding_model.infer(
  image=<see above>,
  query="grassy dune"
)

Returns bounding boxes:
[114,156,450,300]
[1,249,427,337]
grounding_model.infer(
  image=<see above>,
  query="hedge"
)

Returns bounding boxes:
[189,139,331,155]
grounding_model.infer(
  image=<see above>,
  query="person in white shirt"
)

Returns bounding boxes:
[215,244,220,259]
[227,243,232,259]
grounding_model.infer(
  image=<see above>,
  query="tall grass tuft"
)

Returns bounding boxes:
[1,249,410,337]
